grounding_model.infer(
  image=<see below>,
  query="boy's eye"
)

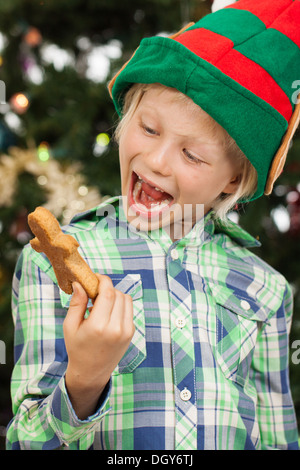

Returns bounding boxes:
[141,123,157,136]
[183,149,204,164]
[145,126,156,135]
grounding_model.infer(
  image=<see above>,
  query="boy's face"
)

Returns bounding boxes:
[119,86,240,238]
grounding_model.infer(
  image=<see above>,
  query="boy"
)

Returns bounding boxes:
[7,0,300,450]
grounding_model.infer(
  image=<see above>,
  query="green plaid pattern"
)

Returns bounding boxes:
[6,196,298,450]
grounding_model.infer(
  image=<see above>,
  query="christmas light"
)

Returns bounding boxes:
[38,142,50,161]
[24,27,42,47]
[78,185,88,196]
[71,200,85,211]
[286,190,299,204]
[62,209,72,221]
[271,206,290,233]
[10,93,29,114]
[57,197,67,207]
[93,133,110,157]
[37,175,48,185]
[96,133,110,147]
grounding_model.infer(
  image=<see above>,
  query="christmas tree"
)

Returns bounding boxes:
[0,0,299,448]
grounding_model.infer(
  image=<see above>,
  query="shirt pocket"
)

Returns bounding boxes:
[107,273,146,374]
[208,283,269,385]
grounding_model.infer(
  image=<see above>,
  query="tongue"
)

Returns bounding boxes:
[141,181,170,201]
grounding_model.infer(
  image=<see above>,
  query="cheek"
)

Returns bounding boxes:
[119,134,130,163]
[119,129,143,166]
[118,135,132,189]
[176,167,225,202]
[175,173,202,204]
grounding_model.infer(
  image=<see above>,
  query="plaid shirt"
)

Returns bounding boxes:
[7,196,298,450]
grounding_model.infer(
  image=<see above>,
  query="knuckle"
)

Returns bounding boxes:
[62,320,69,335]
[124,320,135,339]
[109,327,122,342]
[114,288,122,298]
[100,274,113,286]
[125,328,135,342]
[69,294,82,307]
[130,325,136,339]
[103,287,115,302]
[125,293,133,304]
[93,324,105,337]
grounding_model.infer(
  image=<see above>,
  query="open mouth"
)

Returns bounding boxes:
[129,171,174,217]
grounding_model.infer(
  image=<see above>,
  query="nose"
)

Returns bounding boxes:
[145,141,173,176]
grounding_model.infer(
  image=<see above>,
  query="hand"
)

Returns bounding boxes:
[63,274,134,419]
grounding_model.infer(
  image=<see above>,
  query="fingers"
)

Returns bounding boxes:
[91,274,118,324]
[64,274,135,343]
[108,290,135,343]
[122,293,135,335]
[88,275,135,338]
[64,281,88,333]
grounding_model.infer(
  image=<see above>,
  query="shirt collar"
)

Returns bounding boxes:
[214,217,261,248]
[95,196,260,250]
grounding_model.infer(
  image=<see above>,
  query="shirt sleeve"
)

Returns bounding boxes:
[250,281,299,450]
[6,246,111,450]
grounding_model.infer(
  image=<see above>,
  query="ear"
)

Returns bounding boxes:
[222,174,241,195]
[265,99,300,195]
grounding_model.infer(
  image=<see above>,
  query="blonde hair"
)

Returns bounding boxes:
[114,83,257,223]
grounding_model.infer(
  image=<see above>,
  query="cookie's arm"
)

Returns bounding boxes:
[30,237,43,253]
[55,234,80,256]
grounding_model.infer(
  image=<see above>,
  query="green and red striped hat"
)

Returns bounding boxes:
[109,0,300,200]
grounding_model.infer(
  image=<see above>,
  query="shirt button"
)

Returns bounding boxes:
[180,388,192,401]
[175,317,186,328]
[170,248,179,260]
[240,300,251,311]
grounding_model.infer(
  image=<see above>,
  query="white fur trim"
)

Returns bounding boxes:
[211,0,236,13]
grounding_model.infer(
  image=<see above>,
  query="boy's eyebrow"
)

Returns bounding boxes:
[137,103,223,148]
[136,105,157,117]
[179,132,224,149]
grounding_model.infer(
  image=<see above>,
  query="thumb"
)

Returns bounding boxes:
[64,282,88,332]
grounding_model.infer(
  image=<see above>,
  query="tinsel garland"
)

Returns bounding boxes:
[0,146,103,224]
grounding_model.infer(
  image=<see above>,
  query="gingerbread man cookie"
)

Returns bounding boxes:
[28,206,99,299]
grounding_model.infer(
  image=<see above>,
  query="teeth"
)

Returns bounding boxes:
[136,174,165,193]
[150,199,169,208]
[133,180,142,200]
[133,176,171,211]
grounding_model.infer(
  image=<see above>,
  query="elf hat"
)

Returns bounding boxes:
[108,0,300,201]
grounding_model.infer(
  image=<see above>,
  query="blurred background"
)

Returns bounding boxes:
[0,0,299,450]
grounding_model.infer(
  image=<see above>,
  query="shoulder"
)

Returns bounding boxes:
[63,196,121,235]
[207,217,291,320]
[214,216,286,281]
